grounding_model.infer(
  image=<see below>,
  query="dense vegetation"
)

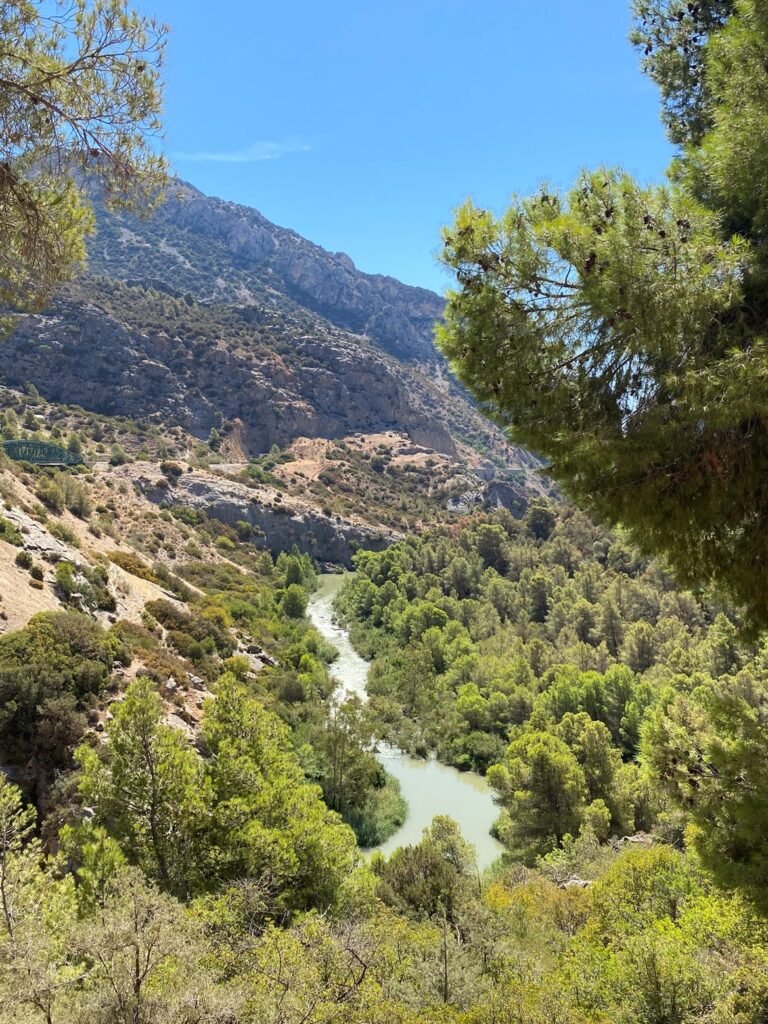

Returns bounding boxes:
[5,776,768,1023]
[438,0,768,627]
[338,505,768,905]
[2,466,765,1021]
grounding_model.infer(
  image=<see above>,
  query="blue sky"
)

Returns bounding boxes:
[144,1,673,294]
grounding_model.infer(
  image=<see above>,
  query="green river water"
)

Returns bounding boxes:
[308,574,505,869]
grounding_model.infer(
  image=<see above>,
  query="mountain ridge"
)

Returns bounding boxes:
[3,177,549,542]
[88,179,446,364]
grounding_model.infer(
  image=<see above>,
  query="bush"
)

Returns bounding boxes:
[0,611,124,773]
[145,598,233,656]
[56,561,115,612]
[109,444,128,466]
[160,461,183,481]
[151,563,196,602]
[36,479,65,512]
[49,521,79,547]
[55,561,76,600]
[170,506,206,526]
[60,475,90,518]
[139,647,190,688]
[15,550,33,570]
[110,620,159,653]
[348,773,408,847]
[36,473,91,518]
[167,630,204,661]
[108,551,160,584]
[282,584,308,619]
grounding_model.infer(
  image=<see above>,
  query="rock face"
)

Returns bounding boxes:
[89,181,445,363]
[129,466,398,567]
[445,476,539,516]
[6,297,461,456]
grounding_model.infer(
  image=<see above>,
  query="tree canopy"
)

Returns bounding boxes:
[0,0,167,329]
[438,0,768,627]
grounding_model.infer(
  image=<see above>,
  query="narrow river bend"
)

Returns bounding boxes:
[308,573,505,869]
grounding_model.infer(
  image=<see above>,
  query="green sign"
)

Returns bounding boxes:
[2,439,83,466]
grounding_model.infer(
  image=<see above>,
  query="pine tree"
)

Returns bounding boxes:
[0,0,167,330]
[438,1,768,627]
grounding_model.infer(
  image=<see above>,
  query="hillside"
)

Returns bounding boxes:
[88,181,444,364]
[3,180,548,545]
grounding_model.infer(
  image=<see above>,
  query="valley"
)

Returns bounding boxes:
[308,573,504,868]
[6,2,768,1022]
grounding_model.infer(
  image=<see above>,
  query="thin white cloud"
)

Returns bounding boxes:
[173,139,312,164]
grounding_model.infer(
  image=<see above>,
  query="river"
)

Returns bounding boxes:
[308,573,505,869]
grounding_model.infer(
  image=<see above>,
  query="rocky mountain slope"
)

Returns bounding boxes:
[4,179,549,547]
[8,285,460,458]
[88,181,444,364]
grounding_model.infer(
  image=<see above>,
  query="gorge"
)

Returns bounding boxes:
[308,573,504,867]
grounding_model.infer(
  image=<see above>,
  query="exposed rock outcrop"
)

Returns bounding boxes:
[7,175,545,505]
[6,298,461,456]
[127,465,399,567]
[91,181,445,363]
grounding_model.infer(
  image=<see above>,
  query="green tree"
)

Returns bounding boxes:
[525,502,557,542]
[314,697,381,823]
[202,674,357,912]
[489,731,587,860]
[76,677,211,897]
[372,815,478,923]
[631,0,733,145]
[282,582,308,619]
[642,672,768,908]
[0,611,122,787]
[0,775,40,940]
[556,712,638,834]
[0,0,167,330]
[438,0,768,628]
[73,866,240,1023]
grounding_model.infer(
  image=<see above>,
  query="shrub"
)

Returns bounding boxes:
[282,584,308,619]
[61,476,90,518]
[139,647,190,688]
[36,473,91,518]
[108,551,160,584]
[160,460,183,481]
[0,611,124,773]
[15,550,33,570]
[56,561,115,612]
[167,630,204,661]
[110,620,159,652]
[145,598,233,656]
[49,521,80,546]
[55,561,76,600]
[151,563,196,602]
[109,444,128,466]
[36,479,64,512]
[170,506,206,526]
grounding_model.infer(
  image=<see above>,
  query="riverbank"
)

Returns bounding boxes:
[308,573,504,869]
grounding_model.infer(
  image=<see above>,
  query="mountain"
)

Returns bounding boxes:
[89,181,445,364]
[3,179,548,552]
